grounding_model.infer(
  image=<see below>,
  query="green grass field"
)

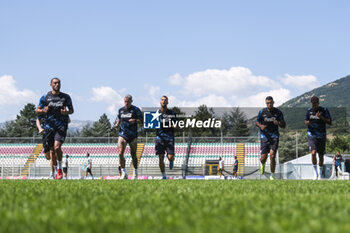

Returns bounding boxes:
[1,180,350,233]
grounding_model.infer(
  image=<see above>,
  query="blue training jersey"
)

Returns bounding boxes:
[37,114,46,128]
[38,92,73,130]
[334,155,342,166]
[117,105,142,141]
[305,106,331,138]
[256,107,284,139]
[156,109,177,142]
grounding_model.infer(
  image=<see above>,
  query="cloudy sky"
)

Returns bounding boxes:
[1,0,349,122]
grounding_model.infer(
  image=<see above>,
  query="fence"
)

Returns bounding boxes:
[1,163,344,180]
[1,136,341,180]
[0,136,260,144]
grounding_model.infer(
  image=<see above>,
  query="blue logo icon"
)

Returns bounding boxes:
[143,110,161,129]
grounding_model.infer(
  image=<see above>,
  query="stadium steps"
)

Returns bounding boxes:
[236,143,245,176]
[129,143,145,173]
[21,144,43,176]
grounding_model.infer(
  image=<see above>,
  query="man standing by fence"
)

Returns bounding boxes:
[233,156,238,179]
[219,156,224,178]
[62,154,69,179]
[84,153,94,179]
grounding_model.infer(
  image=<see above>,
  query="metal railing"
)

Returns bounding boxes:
[1,163,344,180]
[0,136,259,144]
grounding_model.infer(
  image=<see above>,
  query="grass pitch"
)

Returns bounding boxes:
[1,180,350,233]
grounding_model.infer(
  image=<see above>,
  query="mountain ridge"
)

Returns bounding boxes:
[281,75,350,108]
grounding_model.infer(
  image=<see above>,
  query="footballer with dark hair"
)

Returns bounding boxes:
[305,96,331,180]
[36,78,74,179]
[256,96,286,180]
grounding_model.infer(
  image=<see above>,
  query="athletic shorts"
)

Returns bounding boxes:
[86,168,92,173]
[260,137,279,154]
[233,166,238,172]
[118,136,137,155]
[308,137,326,154]
[219,168,223,174]
[42,128,67,152]
[155,139,175,155]
[63,167,68,173]
[119,135,136,144]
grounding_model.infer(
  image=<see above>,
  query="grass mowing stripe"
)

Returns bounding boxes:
[0,180,350,233]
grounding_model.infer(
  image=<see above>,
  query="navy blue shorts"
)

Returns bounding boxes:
[308,137,326,154]
[233,166,238,172]
[63,167,68,173]
[42,128,67,152]
[260,138,279,154]
[120,135,137,144]
[155,139,175,155]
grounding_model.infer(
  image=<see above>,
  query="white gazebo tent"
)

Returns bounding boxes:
[283,154,333,180]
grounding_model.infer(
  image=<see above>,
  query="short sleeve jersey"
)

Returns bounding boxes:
[62,157,68,168]
[117,105,142,140]
[305,106,331,138]
[234,159,239,168]
[256,108,284,139]
[334,155,342,166]
[38,92,73,130]
[156,109,177,142]
[219,160,224,169]
[86,157,92,169]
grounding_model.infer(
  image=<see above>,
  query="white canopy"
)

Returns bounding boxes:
[284,153,333,165]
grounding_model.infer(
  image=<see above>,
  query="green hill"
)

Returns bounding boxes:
[281,75,350,108]
[279,75,350,132]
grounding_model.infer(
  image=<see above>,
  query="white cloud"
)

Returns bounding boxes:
[166,67,297,107]
[240,88,292,107]
[0,75,38,107]
[168,90,290,108]
[168,94,232,107]
[148,85,160,96]
[281,74,320,90]
[144,84,162,106]
[171,67,281,97]
[169,73,183,86]
[91,86,123,116]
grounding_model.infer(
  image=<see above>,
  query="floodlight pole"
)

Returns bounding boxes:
[296,131,298,159]
[220,129,223,144]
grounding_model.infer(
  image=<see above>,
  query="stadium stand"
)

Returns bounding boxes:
[188,143,237,166]
[36,143,121,167]
[0,142,265,178]
[21,144,43,176]
[244,143,270,166]
[140,143,187,166]
[0,144,37,166]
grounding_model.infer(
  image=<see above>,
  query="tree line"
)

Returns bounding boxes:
[0,103,252,138]
[0,103,347,162]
